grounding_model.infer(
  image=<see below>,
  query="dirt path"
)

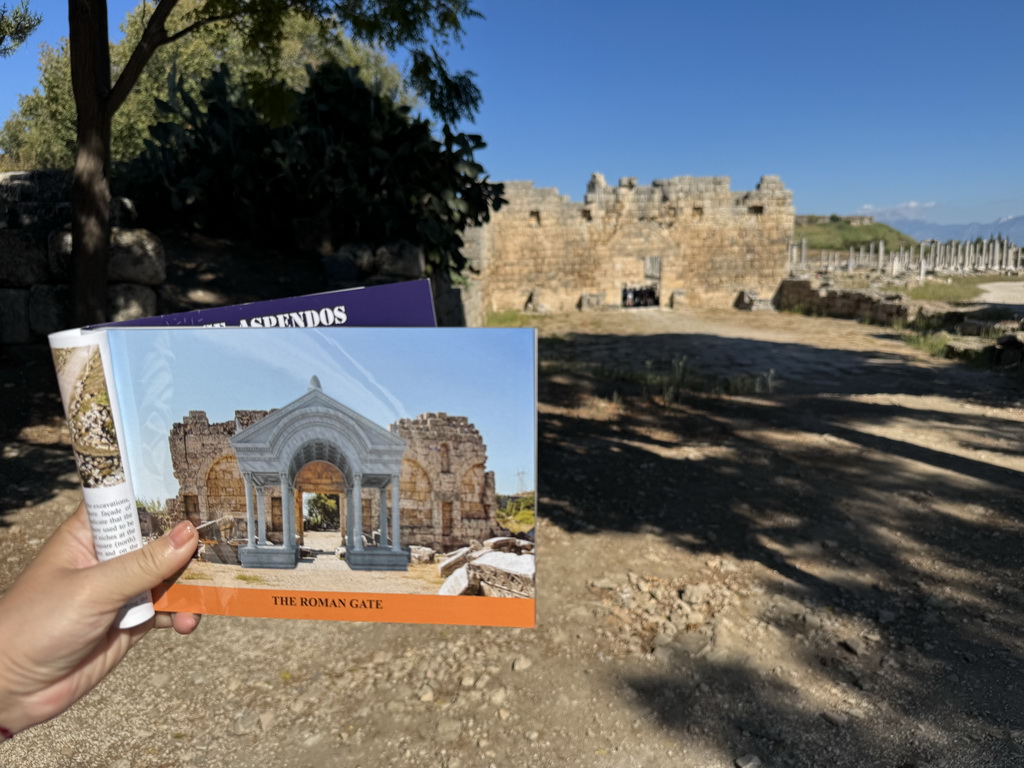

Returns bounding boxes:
[4,307,1024,767]
[978,280,1024,313]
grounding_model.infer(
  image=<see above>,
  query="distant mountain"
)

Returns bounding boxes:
[877,215,1024,245]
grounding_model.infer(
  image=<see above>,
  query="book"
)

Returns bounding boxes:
[96,278,438,330]
[49,283,536,629]
[49,280,437,627]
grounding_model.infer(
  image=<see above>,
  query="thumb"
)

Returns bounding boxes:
[90,521,198,607]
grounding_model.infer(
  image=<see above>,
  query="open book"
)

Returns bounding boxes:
[49,281,537,629]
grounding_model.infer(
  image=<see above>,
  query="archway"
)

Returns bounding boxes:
[230,376,409,570]
[204,454,246,521]
[294,460,346,547]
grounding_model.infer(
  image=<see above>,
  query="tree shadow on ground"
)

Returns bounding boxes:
[159,233,330,314]
[539,327,1024,767]
[0,344,77,517]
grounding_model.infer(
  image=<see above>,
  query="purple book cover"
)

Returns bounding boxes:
[92,279,436,329]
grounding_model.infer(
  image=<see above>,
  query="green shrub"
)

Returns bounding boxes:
[497,493,535,534]
[120,62,504,278]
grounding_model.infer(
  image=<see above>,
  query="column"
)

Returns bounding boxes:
[345,487,353,550]
[256,484,267,545]
[352,473,363,551]
[801,238,807,268]
[378,487,388,548]
[243,472,255,547]
[391,475,401,552]
[281,473,294,551]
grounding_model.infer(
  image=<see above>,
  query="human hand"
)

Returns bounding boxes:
[0,501,200,737]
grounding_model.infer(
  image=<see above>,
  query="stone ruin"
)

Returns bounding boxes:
[166,403,505,567]
[0,171,165,343]
[437,536,536,599]
[462,173,794,315]
[2,169,796,337]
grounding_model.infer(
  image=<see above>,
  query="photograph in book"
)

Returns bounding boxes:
[104,326,537,628]
[51,343,125,488]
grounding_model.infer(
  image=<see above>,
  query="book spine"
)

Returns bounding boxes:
[47,328,154,629]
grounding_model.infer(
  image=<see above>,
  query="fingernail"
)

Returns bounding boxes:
[168,521,196,549]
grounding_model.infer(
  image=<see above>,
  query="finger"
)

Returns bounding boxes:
[151,613,201,634]
[86,521,198,610]
[172,613,201,635]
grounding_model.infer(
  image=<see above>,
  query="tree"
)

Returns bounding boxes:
[0,0,409,168]
[304,493,339,530]
[0,41,77,166]
[121,61,502,277]
[53,0,482,324]
[0,0,39,56]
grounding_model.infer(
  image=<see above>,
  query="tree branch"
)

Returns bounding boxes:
[108,0,180,116]
[163,13,235,46]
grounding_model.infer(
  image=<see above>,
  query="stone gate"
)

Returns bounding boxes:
[463,173,794,314]
[166,378,501,569]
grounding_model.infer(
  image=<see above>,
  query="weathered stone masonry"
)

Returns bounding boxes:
[390,413,498,550]
[463,174,794,313]
[167,407,501,557]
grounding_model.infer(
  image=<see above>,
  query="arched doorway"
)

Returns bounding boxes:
[294,460,346,547]
[230,376,409,570]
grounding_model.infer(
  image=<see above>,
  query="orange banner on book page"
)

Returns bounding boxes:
[154,584,535,628]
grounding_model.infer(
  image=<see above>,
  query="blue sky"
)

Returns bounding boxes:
[105,327,536,502]
[2,0,1022,224]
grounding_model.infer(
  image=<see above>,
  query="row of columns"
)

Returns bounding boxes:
[243,471,401,552]
[790,238,1022,275]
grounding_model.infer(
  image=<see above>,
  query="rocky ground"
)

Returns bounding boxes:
[3,266,1024,767]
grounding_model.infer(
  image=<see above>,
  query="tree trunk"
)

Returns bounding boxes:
[69,0,112,326]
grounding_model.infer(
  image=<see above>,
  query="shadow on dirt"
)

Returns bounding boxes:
[0,344,77,517]
[539,327,1024,766]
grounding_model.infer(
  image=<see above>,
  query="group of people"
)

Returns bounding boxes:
[621,283,660,307]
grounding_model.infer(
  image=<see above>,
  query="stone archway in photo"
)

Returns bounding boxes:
[230,376,409,570]
[293,460,346,546]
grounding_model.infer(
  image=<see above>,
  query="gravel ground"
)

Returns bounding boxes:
[3,294,1024,767]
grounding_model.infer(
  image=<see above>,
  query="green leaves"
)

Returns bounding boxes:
[0,0,409,167]
[121,60,503,277]
[0,0,40,57]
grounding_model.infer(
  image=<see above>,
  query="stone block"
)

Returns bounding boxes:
[374,241,425,279]
[471,552,536,599]
[0,231,49,287]
[109,228,166,285]
[438,547,470,578]
[29,284,70,336]
[0,170,71,205]
[111,197,137,227]
[0,288,31,343]
[48,230,72,282]
[438,564,473,596]
[108,283,157,322]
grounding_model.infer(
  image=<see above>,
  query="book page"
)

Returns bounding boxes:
[48,328,154,628]
[106,326,537,627]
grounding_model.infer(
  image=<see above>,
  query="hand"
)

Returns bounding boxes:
[0,501,200,736]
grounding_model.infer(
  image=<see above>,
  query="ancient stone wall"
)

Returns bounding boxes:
[464,174,794,314]
[390,412,501,552]
[0,171,166,343]
[166,410,276,525]
[772,279,907,325]
[166,408,501,552]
